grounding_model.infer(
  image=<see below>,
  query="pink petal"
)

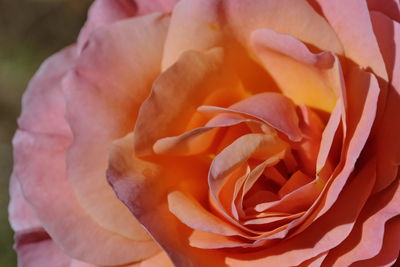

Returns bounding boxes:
[13,130,160,265]
[77,0,137,50]
[15,234,71,267]
[224,0,343,53]
[370,12,400,193]
[350,216,400,267]
[322,180,400,266]
[199,92,302,141]
[315,0,387,80]
[63,14,169,243]
[162,0,222,69]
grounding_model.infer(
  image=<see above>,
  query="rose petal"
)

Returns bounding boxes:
[278,171,313,198]
[367,0,400,22]
[134,48,229,156]
[251,29,337,112]
[315,0,387,80]
[168,191,241,236]
[162,0,222,70]
[322,179,400,266]
[8,174,41,233]
[370,12,400,193]
[107,133,227,266]
[199,92,302,141]
[13,130,160,265]
[15,234,71,267]
[224,0,343,53]
[77,0,137,50]
[63,14,169,242]
[349,216,400,267]
[226,158,376,266]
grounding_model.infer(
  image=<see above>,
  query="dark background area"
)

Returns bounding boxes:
[0,0,92,265]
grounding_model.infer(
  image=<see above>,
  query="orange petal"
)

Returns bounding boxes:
[107,133,227,266]
[278,171,313,198]
[367,0,400,21]
[134,48,227,156]
[251,29,337,112]
[168,191,241,236]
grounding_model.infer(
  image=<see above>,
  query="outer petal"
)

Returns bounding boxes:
[77,0,137,50]
[77,0,178,50]
[224,0,343,54]
[15,235,71,267]
[14,45,160,265]
[315,0,387,80]
[63,14,170,243]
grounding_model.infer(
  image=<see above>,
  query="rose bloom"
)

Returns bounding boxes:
[9,0,400,266]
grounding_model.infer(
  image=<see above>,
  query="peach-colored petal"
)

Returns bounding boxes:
[251,28,337,112]
[153,114,259,156]
[226,158,376,266]
[316,0,387,80]
[224,0,343,53]
[367,0,400,22]
[134,48,228,156]
[371,12,400,193]
[322,179,400,266]
[162,0,222,70]
[107,133,227,266]
[293,67,380,236]
[349,216,400,267]
[255,180,320,214]
[199,93,302,141]
[63,14,169,242]
[168,191,240,236]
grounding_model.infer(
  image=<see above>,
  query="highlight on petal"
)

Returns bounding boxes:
[162,0,222,70]
[251,28,338,112]
[224,0,343,53]
[63,13,170,243]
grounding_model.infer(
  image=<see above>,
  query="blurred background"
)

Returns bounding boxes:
[0,0,92,265]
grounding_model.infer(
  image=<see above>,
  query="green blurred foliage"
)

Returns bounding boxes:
[0,0,91,265]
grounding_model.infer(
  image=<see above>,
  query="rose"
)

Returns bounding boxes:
[9,0,400,266]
